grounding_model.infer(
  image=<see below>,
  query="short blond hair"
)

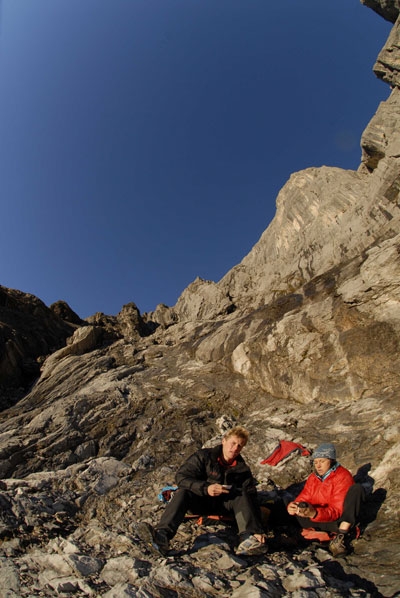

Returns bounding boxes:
[224,426,249,445]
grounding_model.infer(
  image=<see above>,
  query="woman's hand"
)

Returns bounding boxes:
[298,503,317,518]
[287,501,317,519]
[287,501,299,515]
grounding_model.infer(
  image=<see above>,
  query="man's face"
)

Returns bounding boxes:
[314,458,331,476]
[222,435,247,463]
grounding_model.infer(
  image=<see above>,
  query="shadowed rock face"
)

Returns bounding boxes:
[361,0,400,23]
[1,3,400,596]
[0,287,78,408]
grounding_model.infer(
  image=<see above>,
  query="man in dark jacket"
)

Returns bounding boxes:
[137,426,268,556]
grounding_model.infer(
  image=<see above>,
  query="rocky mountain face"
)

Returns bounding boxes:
[1,2,400,596]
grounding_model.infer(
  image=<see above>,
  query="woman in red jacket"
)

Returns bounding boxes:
[287,443,364,556]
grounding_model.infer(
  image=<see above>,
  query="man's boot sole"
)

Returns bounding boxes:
[135,522,166,556]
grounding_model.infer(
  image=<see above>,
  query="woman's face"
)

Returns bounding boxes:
[314,458,332,476]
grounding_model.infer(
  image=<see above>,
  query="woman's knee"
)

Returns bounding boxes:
[346,483,365,503]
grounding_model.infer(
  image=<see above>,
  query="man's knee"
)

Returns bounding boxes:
[158,488,199,535]
[167,488,211,517]
[230,488,257,503]
[174,488,193,499]
[169,488,196,508]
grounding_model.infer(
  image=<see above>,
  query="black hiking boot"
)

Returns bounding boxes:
[136,522,170,556]
[329,532,350,557]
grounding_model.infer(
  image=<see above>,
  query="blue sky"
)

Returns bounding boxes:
[0,0,391,318]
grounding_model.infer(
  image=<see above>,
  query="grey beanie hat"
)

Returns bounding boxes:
[313,443,336,460]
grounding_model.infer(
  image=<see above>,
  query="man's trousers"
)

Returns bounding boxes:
[156,487,265,539]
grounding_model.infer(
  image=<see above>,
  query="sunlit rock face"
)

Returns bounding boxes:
[1,2,400,596]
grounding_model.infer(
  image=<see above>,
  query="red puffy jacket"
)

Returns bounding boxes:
[295,465,354,522]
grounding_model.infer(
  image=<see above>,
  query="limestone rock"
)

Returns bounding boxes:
[174,276,235,322]
[143,302,178,329]
[86,301,150,342]
[0,285,76,406]
[361,0,400,23]
[49,300,84,325]
[373,19,400,88]
[361,88,400,171]
[39,325,103,380]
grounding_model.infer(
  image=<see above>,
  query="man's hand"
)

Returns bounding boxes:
[207,483,230,497]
